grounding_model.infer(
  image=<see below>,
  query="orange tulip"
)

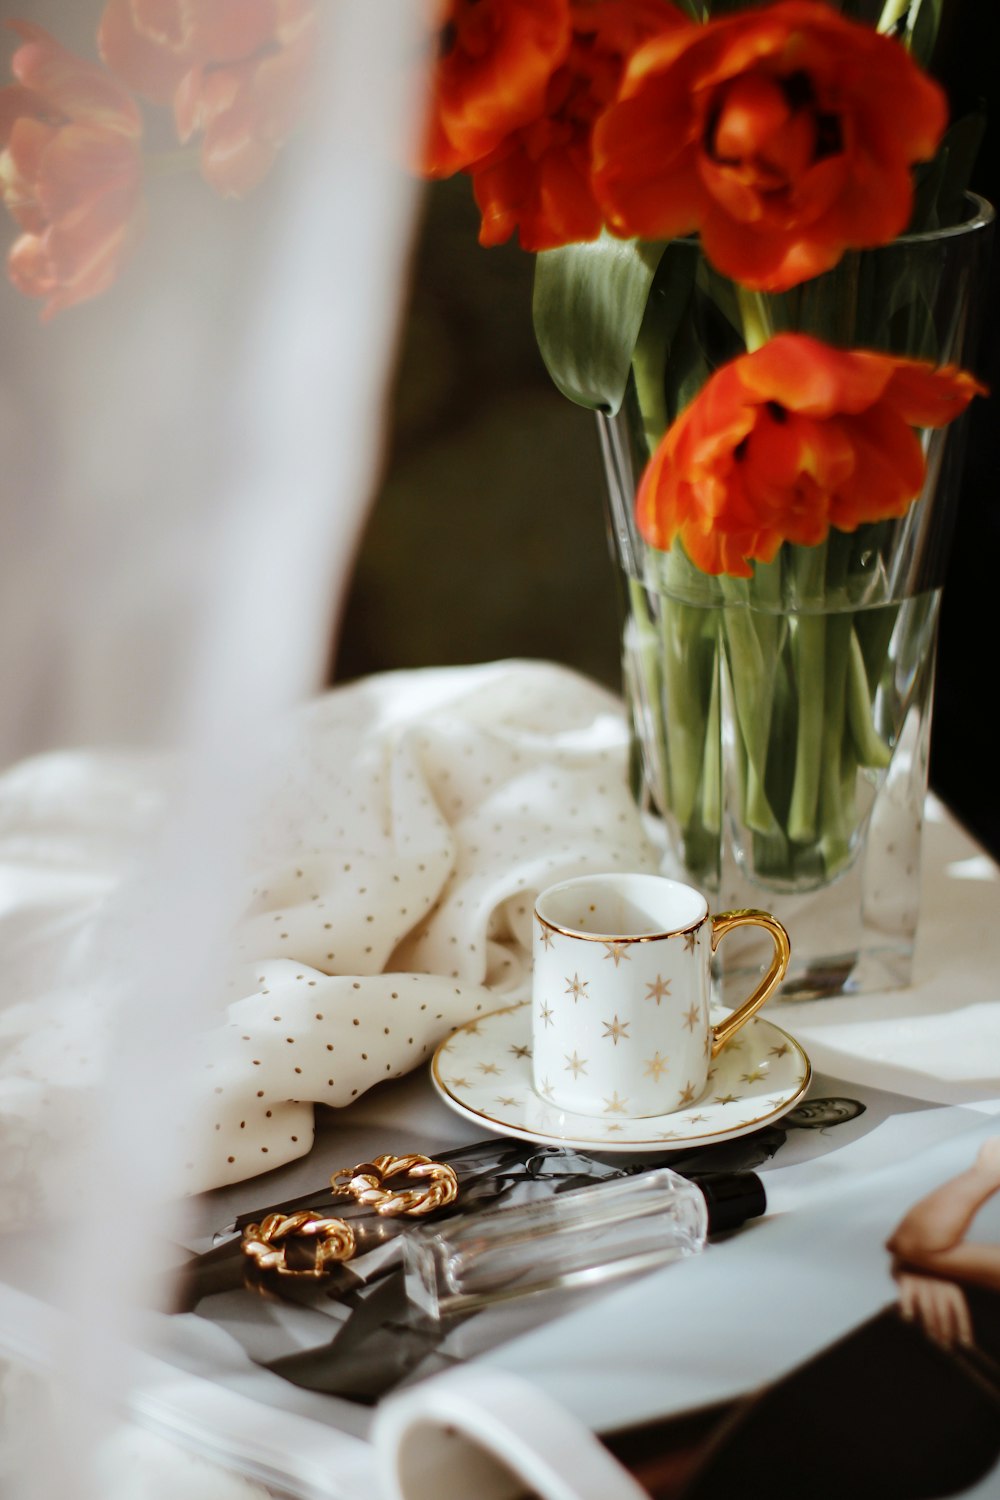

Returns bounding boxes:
[471,0,686,251]
[636,334,985,579]
[99,0,316,197]
[0,22,143,319]
[592,1,947,291]
[422,0,571,179]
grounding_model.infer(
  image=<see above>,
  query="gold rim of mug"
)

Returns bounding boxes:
[533,909,707,943]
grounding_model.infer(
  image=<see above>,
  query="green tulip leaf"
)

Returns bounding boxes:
[531,234,667,415]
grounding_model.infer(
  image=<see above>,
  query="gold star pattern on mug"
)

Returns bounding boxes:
[677,1081,698,1105]
[643,1052,669,1082]
[538,1002,554,1028]
[601,1014,630,1045]
[509,1043,532,1059]
[682,1004,700,1031]
[564,1050,588,1078]
[645,975,671,1005]
[603,1091,629,1114]
[565,973,589,1002]
[537,922,555,950]
[683,930,699,953]
[539,1077,555,1098]
[602,940,633,967]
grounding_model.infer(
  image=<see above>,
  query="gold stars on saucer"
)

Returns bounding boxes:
[601,1014,630,1045]
[643,1051,669,1082]
[477,1061,501,1075]
[449,1076,471,1090]
[603,1091,629,1114]
[645,975,671,1005]
[539,1077,555,1099]
[739,1068,766,1084]
[714,1093,739,1105]
[538,1002,554,1028]
[509,1042,532,1060]
[496,1095,517,1107]
[602,940,633,966]
[682,1004,700,1032]
[565,973,589,1002]
[564,1050,588,1078]
[769,1042,790,1058]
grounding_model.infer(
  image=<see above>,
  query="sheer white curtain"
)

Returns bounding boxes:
[0,2,425,1493]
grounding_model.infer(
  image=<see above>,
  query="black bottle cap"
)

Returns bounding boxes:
[692,1171,767,1236]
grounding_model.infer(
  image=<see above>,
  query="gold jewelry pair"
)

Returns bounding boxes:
[241,1153,459,1278]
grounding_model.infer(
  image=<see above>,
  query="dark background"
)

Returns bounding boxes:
[335,4,1000,861]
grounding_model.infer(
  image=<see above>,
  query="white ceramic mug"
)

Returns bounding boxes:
[532,873,790,1118]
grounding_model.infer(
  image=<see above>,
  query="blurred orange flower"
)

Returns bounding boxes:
[422,0,571,179]
[592,0,946,290]
[636,334,984,578]
[471,0,685,251]
[0,21,143,319]
[99,0,316,197]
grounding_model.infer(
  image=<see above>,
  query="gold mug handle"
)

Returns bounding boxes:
[709,908,791,1058]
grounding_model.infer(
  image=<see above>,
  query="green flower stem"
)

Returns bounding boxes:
[817,614,855,873]
[631,302,671,457]
[788,614,826,844]
[659,598,711,828]
[626,578,671,811]
[736,286,773,353]
[786,543,831,843]
[846,626,893,769]
[700,654,722,835]
[717,578,781,837]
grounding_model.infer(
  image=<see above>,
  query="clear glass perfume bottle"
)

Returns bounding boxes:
[403,1167,766,1319]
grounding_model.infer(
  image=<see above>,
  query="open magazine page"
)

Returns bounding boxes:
[129,1059,999,1497]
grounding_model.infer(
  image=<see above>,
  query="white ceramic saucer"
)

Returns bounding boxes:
[431,1001,811,1152]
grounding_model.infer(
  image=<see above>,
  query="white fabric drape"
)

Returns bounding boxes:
[0,2,428,1496]
[0,661,658,1200]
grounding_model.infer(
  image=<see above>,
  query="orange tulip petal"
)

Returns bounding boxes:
[736,336,891,417]
[0,116,57,232]
[187,0,278,66]
[422,0,571,176]
[35,123,140,222]
[99,0,190,102]
[10,20,142,136]
[636,335,984,576]
[593,0,947,288]
[828,404,925,530]
[880,359,987,428]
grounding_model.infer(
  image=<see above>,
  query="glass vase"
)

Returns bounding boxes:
[598,196,994,1003]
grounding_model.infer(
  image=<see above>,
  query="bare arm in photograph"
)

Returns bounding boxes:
[887,1138,1000,1293]
[887,1139,1000,1348]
